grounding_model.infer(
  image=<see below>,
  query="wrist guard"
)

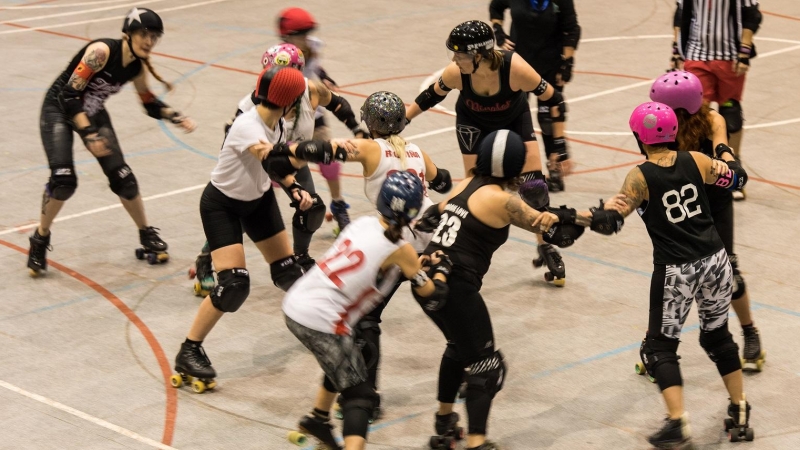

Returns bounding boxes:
[492,23,508,47]
[294,140,346,164]
[558,56,574,83]
[428,167,452,193]
[589,202,624,235]
[548,205,577,225]
[714,143,735,159]
[737,44,752,66]
[413,278,449,312]
[414,204,442,233]
[410,269,429,288]
[429,252,453,278]
[143,98,170,120]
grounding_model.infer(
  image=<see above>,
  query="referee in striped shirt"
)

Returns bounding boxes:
[672,0,762,200]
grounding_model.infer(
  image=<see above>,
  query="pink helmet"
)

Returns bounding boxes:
[261,43,305,70]
[649,71,704,114]
[629,102,678,145]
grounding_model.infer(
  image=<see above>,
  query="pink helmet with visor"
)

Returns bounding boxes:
[262,43,305,70]
[629,102,678,145]
[649,71,704,114]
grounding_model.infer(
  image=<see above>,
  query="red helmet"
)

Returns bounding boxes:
[278,7,316,36]
[255,66,306,108]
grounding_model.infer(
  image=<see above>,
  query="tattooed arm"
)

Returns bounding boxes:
[503,193,558,233]
[600,167,648,218]
[61,42,110,129]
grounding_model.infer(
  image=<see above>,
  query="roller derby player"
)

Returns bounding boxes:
[282,172,451,450]
[405,20,570,286]
[28,7,196,275]
[580,102,753,447]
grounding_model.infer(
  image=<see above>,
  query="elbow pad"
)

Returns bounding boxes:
[294,139,347,164]
[57,86,85,118]
[742,6,762,33]
[715,160,748,191]
[590,208,624,235]
[324,94,360,130]
[413,278,449,312]
[428,167,453,193]
[415,84,447,111]
[262,152,297,179]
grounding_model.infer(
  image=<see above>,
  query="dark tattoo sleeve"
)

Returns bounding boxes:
[618,167,648,217]
[85,47,107,71]
[67,73,88,90]
[505,195,541,233]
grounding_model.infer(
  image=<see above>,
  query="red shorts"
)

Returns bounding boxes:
[684,60,747,105]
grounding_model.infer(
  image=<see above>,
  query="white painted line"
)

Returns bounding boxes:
[755,43,800,58]
[745,117,800,129]
[406,126,456,141]
[0,0,230,35]
[581,34,671,43]
[0,0,132,10]
[567,80,653,104]
[0,184,205,236]
[0,0,167,25]
[0,379,178,450]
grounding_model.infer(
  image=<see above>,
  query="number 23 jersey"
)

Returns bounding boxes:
[637,151,723,265]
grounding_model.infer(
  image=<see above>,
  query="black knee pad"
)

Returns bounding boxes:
[108,164,139,200]
[210,268,250,312]
[720,100,743,134]
[292,193,326,233]
[47,165,78,200]
[340,382,379,438]
[270,255,304,291]
[730,253,746,300]
[699,325,741,376]
[355,317,381,370]
[465,350,506,399]
[537,105,553,135]
[642,336,683,391]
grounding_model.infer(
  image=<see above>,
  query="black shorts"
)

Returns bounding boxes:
[199,183,285,251]
[455,109,536,155]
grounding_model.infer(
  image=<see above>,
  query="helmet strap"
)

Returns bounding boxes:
[472,54,480,74]
[125,33,142,60]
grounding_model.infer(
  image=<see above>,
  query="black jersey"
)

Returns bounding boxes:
[425,177,510,288]
[454,51,529,130]
[46,39,143,117]
[489,0,581,75]
[695,138,733,213]
[637,151,723,265]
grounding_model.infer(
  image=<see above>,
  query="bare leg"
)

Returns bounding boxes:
[253,230,294,264]
[314,385,338,413]
[343,436,366,450]
[521,140,544,173]
[722,370,744,404]
[38,193,66,236]
[730,290,753,326]
[120,194,148,230]
[438,402,455,416]
[661,385,685,419]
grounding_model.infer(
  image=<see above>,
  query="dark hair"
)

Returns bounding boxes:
[675,104,713,152]
[481,49,504,71]
[383,217,408,243]
[467,169,521,191]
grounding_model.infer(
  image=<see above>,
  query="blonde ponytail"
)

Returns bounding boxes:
[385,134,408,169]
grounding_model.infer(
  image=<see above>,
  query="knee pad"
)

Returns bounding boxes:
[642,336,683,390]
[210,268,250,313]
[318,161,341,181]
[355,317,381,370]
[699,325,741,376]
[292,193,326,233]
[720,100,743,134]
[465,350,506,399]
[730,253,746,300]
[108,164,139,200]
[340,382,379,438]
[47,165,77,200]
[537,105,553,136]
[270,255,304,291]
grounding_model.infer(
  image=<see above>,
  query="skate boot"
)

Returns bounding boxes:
[287,414,342,449]
[647,413,691,448]
[741,326,765,372]
[170,342,217,393]
[724,395,754,442]
[27,229,52,277]
[329,200,351,237]
[189,252,214,297]
[135,226,169,264]
[295,251,316,272]
[546,161,565,192]
[429,412,464,449]
[532,243,566,286]
[634,337,657,383]
[466,442,500,450]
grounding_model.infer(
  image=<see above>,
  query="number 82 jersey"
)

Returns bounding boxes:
[637,151,723,265]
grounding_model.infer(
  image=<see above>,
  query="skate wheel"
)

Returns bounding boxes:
[532,258,544,269]
[756,359,764,372]
[287,431,308,446]
[543,272,554,282]
[647,374,657,383]
[552,277,566,287]
[333,402,343,420]
[745,428,754,441]
[205,380,217,390]
[634,362,646,375]
[156,253,169,263]
[135,248,145,260]
[724,418,734,431]
[454,426,464,440]
[29,268,42,278]
[146,253,158,265]
[191,379,207,394]
[730,430,740,442]
[332,226,341,237]
[193,282,203,296]
[429,436,443,448]
[170,374,183,388]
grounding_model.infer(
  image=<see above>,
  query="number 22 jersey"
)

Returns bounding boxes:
[637,151,723,265]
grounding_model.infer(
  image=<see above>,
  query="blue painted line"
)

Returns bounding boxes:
[0,146,181,176]
[156,121,217,160]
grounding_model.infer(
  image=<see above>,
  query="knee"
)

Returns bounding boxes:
[699,325,741,376]
[108,164,139,200]
[318,161,341,181]
[210,268,250,312]
[339,382,379,438]
[465,350,506,399]
[47,165,78,201]
[720,99,743,134]
[270,255,304,291]
[642,336,683,390]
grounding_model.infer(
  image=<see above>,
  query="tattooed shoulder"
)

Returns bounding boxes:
[85,46,108,71]
[504,194,537,232]
[619,167,648,214]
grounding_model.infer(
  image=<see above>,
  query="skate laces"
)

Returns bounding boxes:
[30,236,52,259]
[189,345,212,368]
[743,328,759,356]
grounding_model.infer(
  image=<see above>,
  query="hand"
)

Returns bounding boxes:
[253,140,274,160]
[532,211,558,232]
[418,253,432,273]
[172,115,197,133]
[733,44,752,76]
[291,187,313,211]
[669,41,684,72]
[604,194,627,212]
[710,158,729,177]
[501,39,515,51]
[331,139,356,153]
[84,133,112,158]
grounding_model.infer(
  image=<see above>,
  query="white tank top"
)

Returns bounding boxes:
[236,78,314,142]
[282,216,404,335]
[364,138,434,252]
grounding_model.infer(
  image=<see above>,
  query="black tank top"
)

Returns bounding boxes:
[696,137,733,213]
[637,151,723,265]
[455,50,529,129]
[46,39,143,117]
[425,177,510,288]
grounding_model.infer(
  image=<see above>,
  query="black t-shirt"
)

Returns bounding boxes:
[637,151,723,265]
[455,50,529,129]
[425,177,510,288]
[46,38,143,117]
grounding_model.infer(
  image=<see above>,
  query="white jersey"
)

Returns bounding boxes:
[236,78,315,142]
[283,216,404,335]
[364,138,435,252]
[302,36,326,121]
[210,108,281,201]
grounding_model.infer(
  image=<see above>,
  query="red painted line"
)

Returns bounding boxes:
[339,74,433,89]
[0,240,177,446]
[566,136,641,156]
[749,176,800,191]
[762,10,800,22]
[573,70,651,81]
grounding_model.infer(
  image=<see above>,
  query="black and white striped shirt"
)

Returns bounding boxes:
[677,0,759,61]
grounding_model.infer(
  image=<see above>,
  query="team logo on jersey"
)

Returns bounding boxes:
[643,114,658,129]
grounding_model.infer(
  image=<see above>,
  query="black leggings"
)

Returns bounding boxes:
[455,109,536,155]
[279,164,316,254]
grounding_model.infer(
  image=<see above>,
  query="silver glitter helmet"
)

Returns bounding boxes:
[360,91,406,137]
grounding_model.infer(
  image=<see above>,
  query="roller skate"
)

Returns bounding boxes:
[295,251,316,272]
[466,442,500,450]
[429,412,464,450]
[135,226,169,264]
[170,342,217,394]
[532,243,565,286]
[333,392,382,423]
[634,337,657,383]
[741,325,765,373]
[546,161,565,192]
[27,229,51,277]
[647,413,691,449]
[287,414,342,449]
[188,252,214,297]
[724,395,754,442]
[327,200,350,237]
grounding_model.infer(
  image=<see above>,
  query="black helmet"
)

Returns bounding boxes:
[122,7,164,35]
[446,20,494,55]
[474,130,526,179]
[361,91,406,137]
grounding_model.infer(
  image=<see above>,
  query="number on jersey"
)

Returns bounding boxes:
[662,183,701,223]
[317,238,365,288]
[430,212,462,247]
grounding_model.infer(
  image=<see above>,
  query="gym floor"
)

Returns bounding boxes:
[1,0,799,449]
